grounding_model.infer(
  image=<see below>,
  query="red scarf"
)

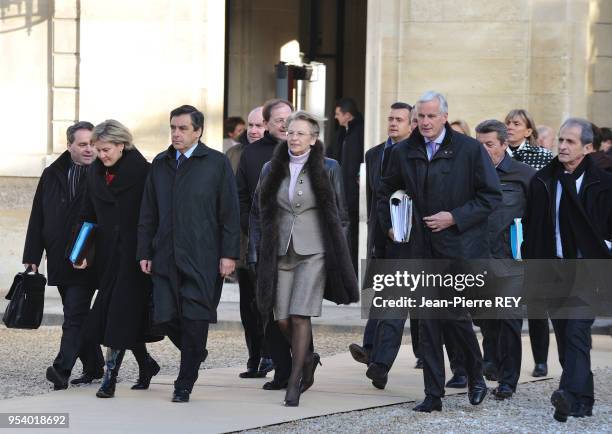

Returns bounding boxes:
[105,170,115,185]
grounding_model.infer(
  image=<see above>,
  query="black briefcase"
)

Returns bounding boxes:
[3,268,47,329]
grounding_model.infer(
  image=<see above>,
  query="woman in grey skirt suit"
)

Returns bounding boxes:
[249,111,359,407]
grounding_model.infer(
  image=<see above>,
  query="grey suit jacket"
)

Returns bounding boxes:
[276,170,325,256]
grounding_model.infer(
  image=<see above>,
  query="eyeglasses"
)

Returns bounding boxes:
[286,131,314,138]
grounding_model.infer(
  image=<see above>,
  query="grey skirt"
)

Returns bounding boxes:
[274,241,326,320]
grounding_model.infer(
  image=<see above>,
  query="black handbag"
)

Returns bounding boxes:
[3,267,47,329]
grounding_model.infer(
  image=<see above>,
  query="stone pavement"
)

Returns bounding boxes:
[0,336,611,433]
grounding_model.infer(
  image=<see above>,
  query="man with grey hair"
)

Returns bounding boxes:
[523,117,612,421]
[377,91,502,412]
[475,119,535,399]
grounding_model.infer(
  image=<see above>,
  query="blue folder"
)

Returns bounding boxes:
[509,218,523,260]
[69,222,95,264]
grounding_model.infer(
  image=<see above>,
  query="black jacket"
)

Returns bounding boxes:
[488,154,535,259]
[248,141,358,314]
[329,116,364,214]
[23,151,96,287]
[236,131,280,233]
[137,143,240,323]
[377,124,502,259]
[523,155,612,259]
[81,148,155,348]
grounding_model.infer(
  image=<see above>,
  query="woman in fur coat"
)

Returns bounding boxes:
[249,110,359,406]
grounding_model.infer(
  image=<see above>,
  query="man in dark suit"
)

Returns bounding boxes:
[377,91,502,412]
[348,102,417,389]
[23,121,104,390]
[475,119,535,399]
[137,105,240,403]
[523,118,612,422]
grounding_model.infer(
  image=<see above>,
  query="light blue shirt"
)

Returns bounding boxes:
[176,141,198,160]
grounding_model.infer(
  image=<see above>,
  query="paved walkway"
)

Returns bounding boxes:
[1,336,611,433]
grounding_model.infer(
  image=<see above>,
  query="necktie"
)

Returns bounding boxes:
[177,153,186,169]
[381,145,392,176]
[426,141,439,161]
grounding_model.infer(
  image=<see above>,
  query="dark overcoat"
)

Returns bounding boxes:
[522,155,612,259]
[22,150,96,287]
[248,141,359,314]
[137,143,240,323]
[81,148,156,348]
[377,124,502,260]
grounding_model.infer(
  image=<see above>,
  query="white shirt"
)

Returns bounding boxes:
[506,140,526,157]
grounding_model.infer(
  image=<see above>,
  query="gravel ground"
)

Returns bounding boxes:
[1,325,610,433]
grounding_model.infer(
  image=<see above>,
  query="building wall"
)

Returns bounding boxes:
[364,0,612,148]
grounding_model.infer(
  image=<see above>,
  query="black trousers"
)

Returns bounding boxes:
[528,318,550,364]
[165,317,210,392]
[410,318,421,359]
[551,318,594,407]
[479,318,523,389]
[362,318,406,369]
[237,268,266,368]
[54,285,103,377]
[420,317,484,398]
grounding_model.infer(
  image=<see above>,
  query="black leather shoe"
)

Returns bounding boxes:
[468,382,488,405]
[239,367,260,378]
[349,343,370,365]
[493,383,514,400]
[301,353,321,393]
[172,389,190,403]
[445,374,467,389]
[366,362,388,390]
[46,366,68,390]
[413,395,442,412]
[551,389,572,422]
[283,381,302,407]
[131,355,160,390]
[263,378,288,390]
[570,401,593,418]
[257,358,275,377]
[70,371,104,385]
[414,358,424,369]
[483,362,498,382]
[532,363,548,377]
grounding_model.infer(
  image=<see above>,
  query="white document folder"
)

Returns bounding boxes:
[390,189,413,243]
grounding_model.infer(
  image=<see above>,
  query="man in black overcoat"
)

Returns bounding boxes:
[23,121,103,389]
[522,118,612,422]
[137,105,240,402]
[377,91,502,412]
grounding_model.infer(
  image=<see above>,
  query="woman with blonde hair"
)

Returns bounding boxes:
[75,119,161,398]
[249,111,359,407]
[450,119,471,137]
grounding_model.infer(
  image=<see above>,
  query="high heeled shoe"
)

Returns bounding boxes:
[283,381,302,407]
[301,352,322,393]
[131,353,160,390]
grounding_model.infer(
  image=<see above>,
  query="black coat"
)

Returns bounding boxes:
[137,143,240,323]
[488,154,535,259]
[81,148,156,348]
[377,124,502,259]
[522,155,612,259]
[248,141,359,314]
[23,151,96,287]
[329,117,364,215]
[236,131,280,233]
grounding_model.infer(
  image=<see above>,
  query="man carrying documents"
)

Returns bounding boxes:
[377,91,502,412]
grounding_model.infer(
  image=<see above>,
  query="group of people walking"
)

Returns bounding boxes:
[22,91,611,421]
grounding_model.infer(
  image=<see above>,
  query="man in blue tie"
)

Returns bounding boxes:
[377,91,502,412]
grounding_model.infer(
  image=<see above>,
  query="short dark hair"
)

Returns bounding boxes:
[390,102,412,112]
[601,127,612,143]
[170,105,204,138]
[66,121,94,144]
[262,99,293,122]
[335,97,361,117]
[475,119,508,144]
[224,116,245,136]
